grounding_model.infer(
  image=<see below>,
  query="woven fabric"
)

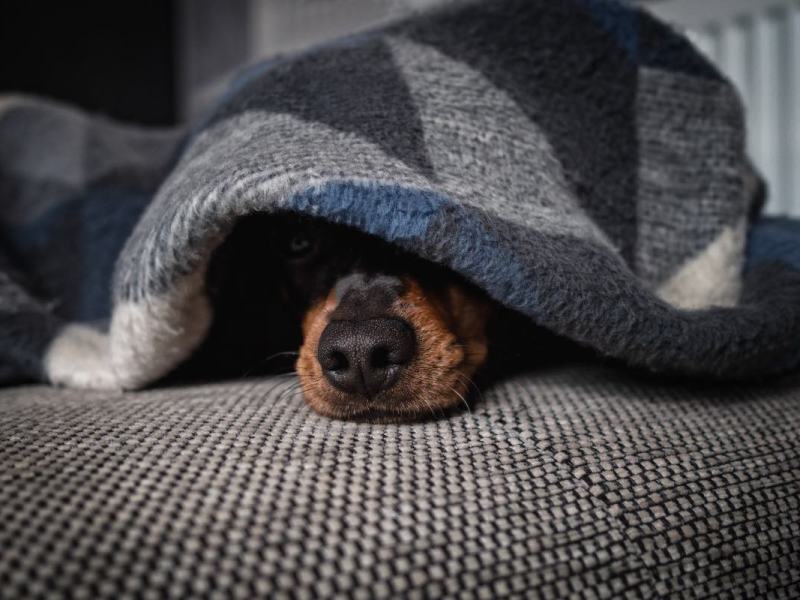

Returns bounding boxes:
[2,365,799,598]
[4,0,800,392]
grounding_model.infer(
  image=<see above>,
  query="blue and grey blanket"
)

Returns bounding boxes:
[2,0,800,390]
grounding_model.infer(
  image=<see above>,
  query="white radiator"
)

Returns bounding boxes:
[646,0,800,215]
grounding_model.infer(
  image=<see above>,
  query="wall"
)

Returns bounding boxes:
[177,0,451,121]
[1,2,177,126]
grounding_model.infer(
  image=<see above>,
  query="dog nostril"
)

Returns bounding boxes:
[324,350,349,372]
[370,345,391,370]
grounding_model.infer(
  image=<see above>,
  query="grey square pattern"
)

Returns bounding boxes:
[1,365,798,598]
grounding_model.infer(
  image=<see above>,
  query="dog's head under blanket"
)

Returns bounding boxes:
[2,0,800,409]
[193,212,495,421]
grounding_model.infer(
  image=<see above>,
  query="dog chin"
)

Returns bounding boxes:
[301,385,465,423]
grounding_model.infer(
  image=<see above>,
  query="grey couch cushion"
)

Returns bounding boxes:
[1,365,799,598]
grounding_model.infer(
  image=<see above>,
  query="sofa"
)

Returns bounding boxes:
[2,363,798,598]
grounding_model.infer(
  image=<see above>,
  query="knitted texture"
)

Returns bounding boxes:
[1,365,799,598]
[2,0,800,388]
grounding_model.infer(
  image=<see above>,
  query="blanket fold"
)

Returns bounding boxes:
[2,0,800,389]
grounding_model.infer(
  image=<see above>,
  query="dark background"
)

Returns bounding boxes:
[0,2,178,126]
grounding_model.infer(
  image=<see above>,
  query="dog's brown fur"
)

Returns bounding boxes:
[297,277,490,420]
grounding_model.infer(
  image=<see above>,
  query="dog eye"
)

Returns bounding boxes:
[286,232,316,259]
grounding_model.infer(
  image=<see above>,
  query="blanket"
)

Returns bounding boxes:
[2,0,800,390]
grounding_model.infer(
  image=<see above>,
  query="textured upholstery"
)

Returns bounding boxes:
[1,365,799,598]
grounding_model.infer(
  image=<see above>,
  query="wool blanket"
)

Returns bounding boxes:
[2,0,800,390]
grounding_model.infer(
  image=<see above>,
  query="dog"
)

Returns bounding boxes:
[182,212,569,421]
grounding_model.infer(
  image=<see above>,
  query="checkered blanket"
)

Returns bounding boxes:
[2,0,800,390]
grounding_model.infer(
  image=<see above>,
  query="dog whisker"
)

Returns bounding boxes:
[237,350,300,380]
[278,383,300,400]
[418,395,438,419]
[259,350,300,366]
[452,370,484,404]
[448,385,472,416]
[275,378,304,404]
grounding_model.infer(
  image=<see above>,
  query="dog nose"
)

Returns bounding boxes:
[317,318,415,396]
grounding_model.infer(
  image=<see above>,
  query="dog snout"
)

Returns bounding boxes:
[330,273,404,320]
[317,318,415,397]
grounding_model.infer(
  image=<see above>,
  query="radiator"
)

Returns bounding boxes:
[647,0,800,215]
